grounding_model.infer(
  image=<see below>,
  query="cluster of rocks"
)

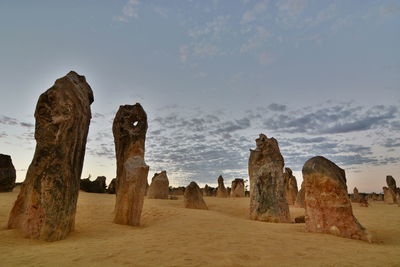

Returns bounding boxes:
[80,175,107,193]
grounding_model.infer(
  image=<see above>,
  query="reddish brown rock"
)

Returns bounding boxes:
[113,103,149,226]
[284,168,298,205]
[248,134,290,222]
[230,178,245,198]
[107,178,116,194]
[0,154,16,192]
[295,181,305,208]
[147,171,169,199]
[384,176,397,204]
[216,175,228,198]
[303,156,371,242]
[184,181,208,210]
[7,71,93,241]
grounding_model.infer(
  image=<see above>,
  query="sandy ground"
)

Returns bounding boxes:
[1,187,400,267]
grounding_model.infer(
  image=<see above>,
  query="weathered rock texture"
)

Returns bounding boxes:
[0,154,16,192]
[7,71,93,241]
[284,168,298,205]
[384,176,397,204]
[80,176,107,193]
[303,156,370,242]
[248,134,290,222]
[216,175,228,198]
[113,103,149,226]
[184,182,208,210]
[107,178,117,194]
[147,171,169,199]
[295,181,305,208]
[352,187,360,203]
[230,179,245,198]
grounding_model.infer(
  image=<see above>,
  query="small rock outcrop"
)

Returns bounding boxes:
[107,178,117,194]
[230,179,245,198]
[248,134,290,222]
[216,175,228,198]
[295,181,305,208]
[352,187,360,203]
[384,176,397,204]
[302,156,371,242]
[113,103,149,226]
[184,182,208,210]
[80,176,107,193]
[147,171,169,199]
[284,168,298,205]
[203,184,216,196]
[0,154,16,192]
[7,71,93,241]
[170,186,185,195]
[359,194,369,207]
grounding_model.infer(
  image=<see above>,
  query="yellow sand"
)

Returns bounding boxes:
[1,187,400,267]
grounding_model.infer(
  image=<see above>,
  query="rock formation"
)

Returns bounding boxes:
[352,187,360,203]
[80,176,107,193]
[0,154,16,192]
[384,176,397,204]
[147,171,169,199]
[230,179,245,198]
[170,186,185,195]
[284,168,298,205]
[248,134,290,222]
[7,71,93,241]
[302,156,371,242]
[359,194,369,207]
[203,184,216,196]
[184,181,208,210]
[113,103,149,226]
[216,175,228,198]
[107,178,116,194]
[295,181,305,208]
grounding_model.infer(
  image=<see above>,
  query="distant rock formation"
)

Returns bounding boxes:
[113,103,149,226]
[284,168,298,205]
[7,71,93,241]
[230,178,245,198]
[170,186,185,196]
[248,134,290,222]
[359,194,369,207]
[147,171,169,199]
[184,182,208,210]
[295,181,305,208]
[352,187,360,203]
[216,175,228,198]
[0,154,16,192]
[384,176,398,204]
[303,156,371,242]
[107,178,116,194]
[203,184,216,196]
[80,176,107,193]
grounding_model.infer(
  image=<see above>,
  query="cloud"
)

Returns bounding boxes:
[382,138,400,148]
[0,115,18,126]
[20,122,34,128]
[268,103,286,112]
[276,0,307,17]
[241,0,269,24]
[116,0,140,22]
[0,132,7,138]
[240,26,269,53]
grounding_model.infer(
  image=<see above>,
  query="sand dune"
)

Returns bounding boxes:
[1,186,400,267]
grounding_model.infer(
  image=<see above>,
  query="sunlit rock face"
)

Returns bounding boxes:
[248,134,290,223]
[284,168,298,205]
[0,154,16,192]
[147,171,169,199]
[384,175,398,204]
[216,175,228,198]
[113,103,149,226]
[184,181,208,210]
[303,156,371,242]
[7,71,93,241]
[230,179,245,198]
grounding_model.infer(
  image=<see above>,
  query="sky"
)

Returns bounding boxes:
[0,0,399,192]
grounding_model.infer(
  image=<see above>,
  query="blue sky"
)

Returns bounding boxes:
[0,0,399,192]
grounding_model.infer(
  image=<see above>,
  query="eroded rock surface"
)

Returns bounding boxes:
[295,181,305,208]
[184,181,208,210]
[7,71,93,241]
[284,168,298,205]
[303,156,371,242]
[80,176,107,193]
[384,176,397,204]
[230,179,245,198]
[248,134,290,222]
[147,171,169,199]
[0,154,16,192]
[113,103,149,226]
[216,175,228,198]
[107,178,117,194]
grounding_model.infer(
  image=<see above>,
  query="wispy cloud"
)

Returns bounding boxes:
[116,0,140,22]
[241,0,269,24]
